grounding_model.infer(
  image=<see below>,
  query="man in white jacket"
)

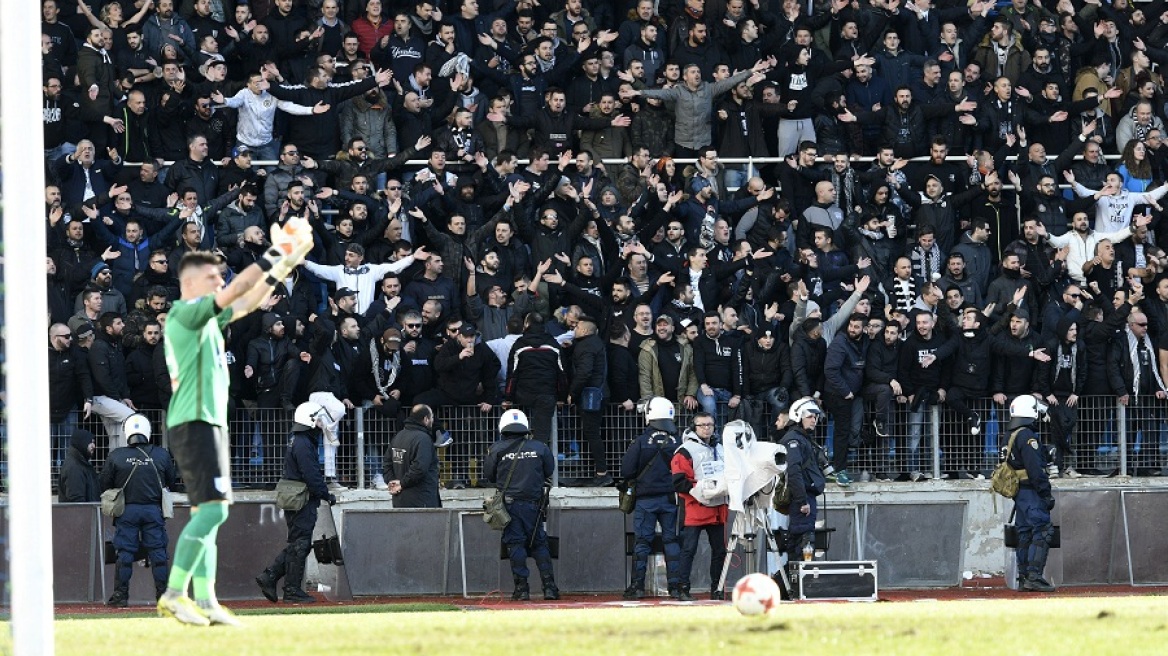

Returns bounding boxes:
[1067,169,1168,234]
[1040,211,1151,285]
[301,242,429,314]
[212,73,329,162]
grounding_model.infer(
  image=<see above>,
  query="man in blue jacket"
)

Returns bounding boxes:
[256,402,337,604]
[822,314,870,486]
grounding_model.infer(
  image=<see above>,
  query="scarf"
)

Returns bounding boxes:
[83,42,112,65]
[1126,328,1166,396]
[370,338,400,397]
[410,15,434,37]
[1129,106,1153,143]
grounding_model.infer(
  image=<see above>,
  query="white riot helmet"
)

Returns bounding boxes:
[788,397,823,423]
[124,414,152,446]
[498,409,531,436]
[644,397,675,422]
[644,396,677,432]
[1009,394,1048,428]
[292,401,328,432]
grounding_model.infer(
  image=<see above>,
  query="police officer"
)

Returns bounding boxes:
[781,398,828,568]
[1004,394,1057,593]
[484,409,559,601]
[671,411,729,601]
[100,414,177,606]
[620,397,683,600]
[256,402,337,604]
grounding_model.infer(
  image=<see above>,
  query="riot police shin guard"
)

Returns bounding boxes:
[282,539,316,603]
[1023,525,1056,593]
[536,557,559,600]
[624,557,649,598]
[511,576,531,601]
[151,563,169,601]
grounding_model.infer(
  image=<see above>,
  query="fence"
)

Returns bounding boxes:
[29,393,1167,495]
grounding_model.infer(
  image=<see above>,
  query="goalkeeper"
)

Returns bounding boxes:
[157,218,315,626]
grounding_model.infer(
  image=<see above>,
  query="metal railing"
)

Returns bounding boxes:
[27,393,1166,495]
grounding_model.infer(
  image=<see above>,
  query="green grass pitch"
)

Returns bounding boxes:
[13,595,1168,655]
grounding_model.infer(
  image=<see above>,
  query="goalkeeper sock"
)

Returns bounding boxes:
[192,526,219,603]
[167,502,229,595]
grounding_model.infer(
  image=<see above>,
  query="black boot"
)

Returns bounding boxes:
[1022,574,1056,593]
[511,577,530,601]
[624,558,648,599]
[677,585,694,602]
[282,539,316,604]
[256,568,281,603]
[541,573,560,600]
[668,584,683,600]
[154,581,168,601]
[106,585,129,608]
[710,589,725,601]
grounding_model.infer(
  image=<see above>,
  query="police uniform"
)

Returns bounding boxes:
[100,443,177,604]
[1005,421,1057,591]
[620,422,683,598]
[484,427,557,600]
[781,424,827,562]
[256,422,336,604]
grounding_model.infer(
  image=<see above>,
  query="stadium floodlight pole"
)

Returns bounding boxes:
[3,0,56,652]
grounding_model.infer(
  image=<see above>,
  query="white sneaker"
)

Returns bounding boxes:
[1064,468,1082,479]
[326,477,348,491]
[204,604,243,627]
[372,473,389,490]
[157,593,210,627]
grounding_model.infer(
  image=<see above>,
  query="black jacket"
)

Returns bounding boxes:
[948,324,995,392]
[607,342,640,405]
[568,333,608,401]
[433,339,501,404]
[385,419,441,509]
[58,429,100,503]
[267,77,380,158]
[864,338,901,387]
[506,328,565,401]
[101,444,176,506]
[126,343,162,409]
[781,425,826,508]
[1082,302,1132,395]
[692,331,743,394]
[49,345,94,423]
[88,331,130,399]
[791,332,827,398]
[743,338,792,395]
[485,436,555,503]
[286,428,332,503]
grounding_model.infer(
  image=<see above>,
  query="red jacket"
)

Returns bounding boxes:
[350,17,394,57]
[671,450,729,527]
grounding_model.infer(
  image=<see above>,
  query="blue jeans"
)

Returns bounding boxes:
[907,406,930,474]
[248,139,281,164]
[697,387,733,429]
[722,167,748,191]
[632,494,681,587]
[45,142,77,163]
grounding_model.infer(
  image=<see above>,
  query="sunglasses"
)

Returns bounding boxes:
[387,185,402,190]
[404,323,422,329]
[354,146,367,151]
[1134,322,1149,327]
[284,150,300,156]
[152,260,168,265]
[52,334,72,339]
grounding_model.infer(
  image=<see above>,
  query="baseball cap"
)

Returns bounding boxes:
[382,327,402,348]
[655,315,674,326]
[333,287,357,303]
[74,323,95,340]
[232,144,251,158]
[690,176,712,194]
[457,323,478,337]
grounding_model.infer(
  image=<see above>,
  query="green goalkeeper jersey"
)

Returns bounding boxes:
[165,294,235,428]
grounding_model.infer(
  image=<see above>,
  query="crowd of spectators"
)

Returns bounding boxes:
[43,0,1168,490]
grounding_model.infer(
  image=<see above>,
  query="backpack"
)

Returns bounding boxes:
[991,428,1027,498]
[772,471,792,514]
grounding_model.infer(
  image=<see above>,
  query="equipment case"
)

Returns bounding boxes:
[794,560,878,601]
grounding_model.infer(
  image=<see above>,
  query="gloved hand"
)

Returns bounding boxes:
[268,217,315,277]
[327,494,337,506]
[1044,496,1055,511]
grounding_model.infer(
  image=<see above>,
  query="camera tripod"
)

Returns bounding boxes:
[715,495,792,599]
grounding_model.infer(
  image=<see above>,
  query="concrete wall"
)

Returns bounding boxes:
[13,477,1168,602]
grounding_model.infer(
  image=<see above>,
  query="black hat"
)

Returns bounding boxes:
[333,287,357,303]
[457,323,478,337]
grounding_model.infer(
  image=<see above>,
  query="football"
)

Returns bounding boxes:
[732,573,780,616]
